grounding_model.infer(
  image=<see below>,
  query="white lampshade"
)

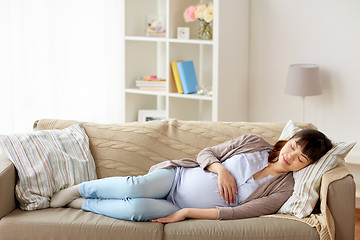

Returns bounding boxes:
[285,64,322,96]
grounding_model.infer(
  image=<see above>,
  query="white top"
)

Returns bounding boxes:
[166,150,273,209]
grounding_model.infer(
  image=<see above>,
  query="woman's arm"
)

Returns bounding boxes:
[206,162,237,205]
[196,135,272,170]
[150,208,218,223]
[196,138,240,169]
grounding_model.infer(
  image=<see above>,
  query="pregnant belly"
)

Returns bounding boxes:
[172,167,238,209]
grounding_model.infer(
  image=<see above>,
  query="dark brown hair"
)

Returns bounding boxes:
[268,129,333,164]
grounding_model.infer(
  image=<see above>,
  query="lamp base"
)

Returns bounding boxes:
[301,96,305,122]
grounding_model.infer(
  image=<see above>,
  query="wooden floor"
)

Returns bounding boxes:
[356,209,360,240]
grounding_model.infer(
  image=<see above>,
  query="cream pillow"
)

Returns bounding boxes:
[277,120,356,218]
[0,124,97,210]
[278,120,301,140]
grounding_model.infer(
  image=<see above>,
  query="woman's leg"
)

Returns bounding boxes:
[50,168,176,207]
[80,168,176,199]
[82,198,180,221]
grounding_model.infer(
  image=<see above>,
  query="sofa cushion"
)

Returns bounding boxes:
[0,208,163,240]
[163,218,319,240]
[0,124,97,210]
[0,209,318,240]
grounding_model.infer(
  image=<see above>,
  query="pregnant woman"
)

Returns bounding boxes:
[50,129,332,223]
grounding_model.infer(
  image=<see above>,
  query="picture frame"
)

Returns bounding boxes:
[177,27,190,39]
[146,16,166,37]
[138,110,166,122]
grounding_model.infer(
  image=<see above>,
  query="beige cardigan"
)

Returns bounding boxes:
[150,134,295,220]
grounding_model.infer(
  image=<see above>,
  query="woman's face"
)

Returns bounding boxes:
[278,138,312,172]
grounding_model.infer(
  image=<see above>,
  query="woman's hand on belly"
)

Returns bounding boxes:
[206,162,238,204]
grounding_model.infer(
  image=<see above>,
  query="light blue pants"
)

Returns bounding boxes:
[79,169,180,221]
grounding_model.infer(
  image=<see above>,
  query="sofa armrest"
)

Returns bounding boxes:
[327,174,355,240]
[0,153,16,219]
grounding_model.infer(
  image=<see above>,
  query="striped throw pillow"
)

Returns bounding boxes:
[0,124,97,210]
[277,120,356,218]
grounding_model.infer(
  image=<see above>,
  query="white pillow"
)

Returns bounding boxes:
[0,124,97,210]
[278,120,301,140]
[277,120,356,218]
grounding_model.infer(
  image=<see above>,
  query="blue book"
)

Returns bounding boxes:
[176,61,199,94]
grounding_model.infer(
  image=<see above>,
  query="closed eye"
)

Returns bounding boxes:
[295,141,310,162]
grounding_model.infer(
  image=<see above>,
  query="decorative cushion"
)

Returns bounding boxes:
[277,120,356,218]
[278,120,301,140]
[0,124,97,210]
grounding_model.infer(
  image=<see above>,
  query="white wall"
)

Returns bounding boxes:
[248,0,360,159]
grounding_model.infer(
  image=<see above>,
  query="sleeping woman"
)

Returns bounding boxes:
[50,129,332,223]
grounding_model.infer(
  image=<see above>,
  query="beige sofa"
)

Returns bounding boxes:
[0,119,355,240]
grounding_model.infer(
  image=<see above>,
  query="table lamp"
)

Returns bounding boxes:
[285,64,322,122]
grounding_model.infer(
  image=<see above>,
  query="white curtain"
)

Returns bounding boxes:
[0,0,122,134]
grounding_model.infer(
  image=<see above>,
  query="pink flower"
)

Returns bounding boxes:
[183,5,197,22]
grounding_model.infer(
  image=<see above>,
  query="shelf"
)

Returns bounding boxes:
[125,88,212,101]
[121,0,249,122]
[125,36,167,42]
[124,36,213,45]
[168,92,212,101]
[169,38,213,45]
[125,88,168,96]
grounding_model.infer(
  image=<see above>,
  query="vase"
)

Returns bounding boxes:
[198,20,213,40]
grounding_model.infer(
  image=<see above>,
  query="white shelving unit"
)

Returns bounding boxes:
[120,0,249,122]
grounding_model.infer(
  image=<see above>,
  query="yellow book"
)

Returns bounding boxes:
[171,61,183,94]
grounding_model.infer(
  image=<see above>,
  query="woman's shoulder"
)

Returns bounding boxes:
[231,134,273,150]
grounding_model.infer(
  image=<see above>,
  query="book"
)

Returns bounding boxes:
[170,61,183,94]
[136,80,166,87]
[176,61,199,94]
[136,75,165,81]
[135,76,166,91]
[137,86,166,91]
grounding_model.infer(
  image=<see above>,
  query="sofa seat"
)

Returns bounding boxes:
[164,218,319,240]
[0,208,163,240]
[0,208,319,240]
